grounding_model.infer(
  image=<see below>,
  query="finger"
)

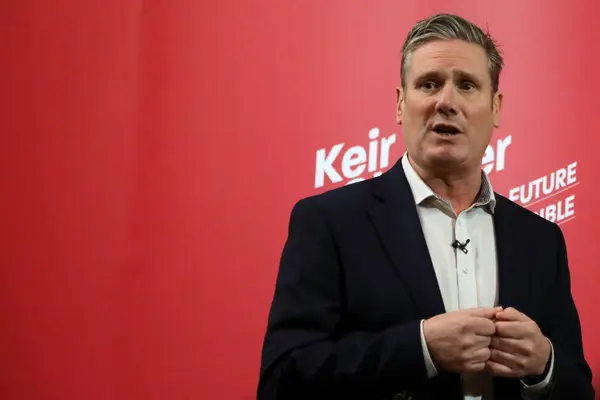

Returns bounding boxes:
[474,335,492,348]
[471,346,492,363]
[485,360,520,378]
[465,361,487,373]
[490,336,522,354]
[494,321,527,339]
[495,307,531,322]
[470,317,496,336]
[463,306,503,319]
[489,349,522,370]
[492,336,540,362]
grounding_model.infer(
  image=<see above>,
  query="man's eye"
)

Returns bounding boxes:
[460,81,475,91]
[421,81,437,90]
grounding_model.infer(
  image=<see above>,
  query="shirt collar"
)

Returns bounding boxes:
[401,152,496,213]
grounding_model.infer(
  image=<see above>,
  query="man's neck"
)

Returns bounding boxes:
[408,156,482,215]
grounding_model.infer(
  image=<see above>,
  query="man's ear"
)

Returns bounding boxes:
[396,87,404,125]
[493,92,503,128]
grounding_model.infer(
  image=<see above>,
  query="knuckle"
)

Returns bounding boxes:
[494,324,504,336]
[458,350,470,363]
[483,348,491,359]
[478,349,491,363]
[461,360,473,371]
[518,357,529,370]
[524,342,535,355]
[459,337,471,350]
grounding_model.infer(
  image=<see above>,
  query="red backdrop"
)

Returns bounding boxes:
[2,1,599,398]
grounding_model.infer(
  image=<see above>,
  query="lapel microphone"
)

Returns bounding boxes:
[452,238,470,254]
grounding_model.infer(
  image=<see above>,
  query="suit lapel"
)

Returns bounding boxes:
[367,157,446,320]
[493,196,530,311]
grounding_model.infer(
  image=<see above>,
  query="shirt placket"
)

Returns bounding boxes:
[455,210,478,309]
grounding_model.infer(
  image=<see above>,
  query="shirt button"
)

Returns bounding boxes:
[463,268,468,274]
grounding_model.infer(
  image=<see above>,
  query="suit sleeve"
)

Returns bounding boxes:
[545,224,595,399]
[257,198,429,400]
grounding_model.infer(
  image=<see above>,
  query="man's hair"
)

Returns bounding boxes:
[400,13,504,93]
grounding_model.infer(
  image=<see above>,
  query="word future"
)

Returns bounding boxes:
[314,128,512,188]
[509,162,577,224]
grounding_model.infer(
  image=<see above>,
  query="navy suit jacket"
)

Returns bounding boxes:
[257,157,594,400]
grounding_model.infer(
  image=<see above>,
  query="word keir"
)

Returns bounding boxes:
[314,129,512,188]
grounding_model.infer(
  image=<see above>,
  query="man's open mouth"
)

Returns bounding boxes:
[432,124,461,135]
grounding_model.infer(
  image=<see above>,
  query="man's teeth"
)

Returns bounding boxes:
[434,128,457,134]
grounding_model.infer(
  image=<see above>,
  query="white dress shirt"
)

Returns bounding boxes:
[401,154,554,399]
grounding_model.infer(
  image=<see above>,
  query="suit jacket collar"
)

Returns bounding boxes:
[367,157,446,319]
[367,156,529,319]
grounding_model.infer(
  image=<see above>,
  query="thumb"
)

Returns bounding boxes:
[463,306,503,319]
[496,307,531,322]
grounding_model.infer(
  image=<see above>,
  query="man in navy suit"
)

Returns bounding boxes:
[257,13,594,400]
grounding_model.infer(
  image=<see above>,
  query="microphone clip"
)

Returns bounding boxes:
[452,239,470,254]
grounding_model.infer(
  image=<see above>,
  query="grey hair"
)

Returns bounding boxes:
[400,14,504,93]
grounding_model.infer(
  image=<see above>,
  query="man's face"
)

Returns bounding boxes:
[396,39,502,173]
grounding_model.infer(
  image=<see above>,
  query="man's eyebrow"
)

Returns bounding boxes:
[455,70,481,84]
[413,70,441,81]
[412,70,483,84]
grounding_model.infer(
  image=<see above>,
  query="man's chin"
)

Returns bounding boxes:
[425,150,463,164]
[424,151,469,171]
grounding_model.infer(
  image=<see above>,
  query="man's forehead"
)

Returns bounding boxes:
[407,40,488,76]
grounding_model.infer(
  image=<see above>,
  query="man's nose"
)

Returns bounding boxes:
[435,84,458,116]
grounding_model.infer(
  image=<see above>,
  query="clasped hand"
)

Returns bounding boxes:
[423,307,551,379]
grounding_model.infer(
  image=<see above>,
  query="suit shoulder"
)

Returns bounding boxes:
[292,177,376,216]
[495,192,561,235]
